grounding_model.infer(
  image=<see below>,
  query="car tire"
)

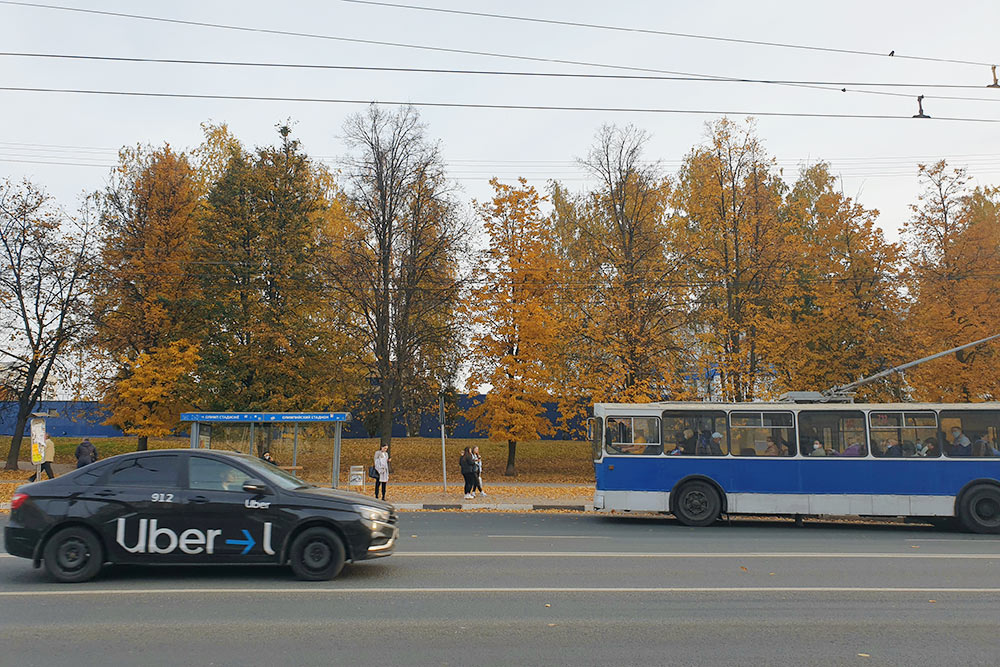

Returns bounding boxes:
[673,480,722,527]
[958,484,1000,534]
[289,527,346,581]
[42,526,104,583]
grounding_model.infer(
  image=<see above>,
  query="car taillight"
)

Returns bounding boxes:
[10,492,28,510]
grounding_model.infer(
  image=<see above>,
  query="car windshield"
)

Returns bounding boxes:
[225,454,313,491]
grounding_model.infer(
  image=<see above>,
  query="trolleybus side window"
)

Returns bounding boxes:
[798,411,867,457]
[869,411,939,458]
[731,411,795,457]
[662,411,728,456]
[604,417,663,455]
[940,410,1000,457]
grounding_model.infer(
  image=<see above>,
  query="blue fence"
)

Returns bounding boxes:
[1,397,586,440]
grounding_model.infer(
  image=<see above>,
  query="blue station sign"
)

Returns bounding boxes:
[180,412,351,423]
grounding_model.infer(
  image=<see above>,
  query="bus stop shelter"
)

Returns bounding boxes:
[180,412,352,488]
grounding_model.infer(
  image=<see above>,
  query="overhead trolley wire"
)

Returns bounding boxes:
[0,2,986,104]
[339,0,997,68]
[2,86,998,123]
[4,52,1000,104]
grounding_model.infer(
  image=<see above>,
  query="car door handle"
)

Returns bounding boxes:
[94,489,116,497]
[189,495,210,504]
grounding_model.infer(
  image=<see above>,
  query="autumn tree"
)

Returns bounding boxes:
[550,125,690,407]
[465,179,563,476]
[769,163,906,398]
[194,125,364,421]
[674,118,800,401]
[91,145,201,450]
[1,180,94,469]
[330,105,465,450]
[902,161,1000,400]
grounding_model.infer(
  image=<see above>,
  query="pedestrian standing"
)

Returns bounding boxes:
[472,445,486,497]
[460,447,477,499]
[74,438,98,469]
[28,437,56,481]
[373,443,390,500]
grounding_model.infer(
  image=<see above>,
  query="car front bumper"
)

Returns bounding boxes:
[364,519,398,558]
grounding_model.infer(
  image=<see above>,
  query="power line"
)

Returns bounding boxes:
[2,86,999,122]
[0,1,975,104]
[0,52,992,89]
[339,0,997,68]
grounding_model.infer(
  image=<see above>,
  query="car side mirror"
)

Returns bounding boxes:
[242,479,272,495]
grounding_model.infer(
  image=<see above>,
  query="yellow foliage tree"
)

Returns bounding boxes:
[674,118,801,401]
[465,179,563,475]
[770,163,907,399]
[104,341,200,440]
[902,161,1000,400]
[550,125,691,407]
[92,145,201,449]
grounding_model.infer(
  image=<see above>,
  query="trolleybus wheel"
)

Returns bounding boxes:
[289,527,346,580]
[959,484,1000,534]
[43,526,104,583]
[673,481,722,527]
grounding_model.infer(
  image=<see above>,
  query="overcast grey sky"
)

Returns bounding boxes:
[2,0,998,238]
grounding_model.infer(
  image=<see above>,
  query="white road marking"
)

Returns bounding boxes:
[486,535,611,539]
[394,551,1000,559]
[0,586,998,597]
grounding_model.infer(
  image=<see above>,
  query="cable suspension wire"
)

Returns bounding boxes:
[338,0,996,68]
[2,86,999,122]
[0,2,976,103]
[4,52,1000,104]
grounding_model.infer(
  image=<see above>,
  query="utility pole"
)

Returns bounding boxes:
[439,392,448,492]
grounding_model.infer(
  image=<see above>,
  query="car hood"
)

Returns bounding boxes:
[288,486,394,511]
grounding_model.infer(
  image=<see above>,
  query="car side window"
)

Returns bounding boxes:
[104,455,181,487]
[189,457,252,492]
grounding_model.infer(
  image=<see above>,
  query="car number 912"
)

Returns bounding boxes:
[151,493,175,503]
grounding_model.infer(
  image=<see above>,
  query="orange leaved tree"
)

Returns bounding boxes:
[464,178,563,476]
[902,161,1000,400]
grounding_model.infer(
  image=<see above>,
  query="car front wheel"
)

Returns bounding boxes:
[289,527,346,581]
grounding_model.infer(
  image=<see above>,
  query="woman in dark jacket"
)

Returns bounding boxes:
[459,447,477,500]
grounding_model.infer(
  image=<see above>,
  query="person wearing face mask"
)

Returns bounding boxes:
[948,427,972,457]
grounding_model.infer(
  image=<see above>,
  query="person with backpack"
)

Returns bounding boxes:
[459,447,477,500]
[74,438,98,468]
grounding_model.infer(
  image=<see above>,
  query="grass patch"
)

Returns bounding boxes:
[2,435,595,485]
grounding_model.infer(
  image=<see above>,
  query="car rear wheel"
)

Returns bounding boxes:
[43,526,104,583]
[959,484,1000,534]
[289,527,346,581]
[673,480,722,527]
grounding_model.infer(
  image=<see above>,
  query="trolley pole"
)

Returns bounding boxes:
[439,393,448,492]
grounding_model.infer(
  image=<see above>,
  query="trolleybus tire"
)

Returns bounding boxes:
[958,484,1000,534]
[289,527,346,580]
[42,526,104,583]
[673,480,722,527]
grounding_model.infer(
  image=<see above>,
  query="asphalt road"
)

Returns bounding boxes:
[2,513,1000,666]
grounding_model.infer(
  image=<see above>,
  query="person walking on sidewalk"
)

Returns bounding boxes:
[471,445,486,497]
[75,438,98,469]
[373,443,390,500]
[28,437,56,481]
[460,447,477,499]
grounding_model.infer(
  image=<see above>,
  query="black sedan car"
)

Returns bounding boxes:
[4,449,398,582]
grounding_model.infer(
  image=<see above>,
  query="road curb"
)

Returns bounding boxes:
[394,502,591,512]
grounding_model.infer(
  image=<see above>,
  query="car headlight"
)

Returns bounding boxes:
[355,505,391,523]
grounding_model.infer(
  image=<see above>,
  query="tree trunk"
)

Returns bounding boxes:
[379,399,394,453]
[505,439,517,476]
[137,435,148,451]
[4,411,30,470]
